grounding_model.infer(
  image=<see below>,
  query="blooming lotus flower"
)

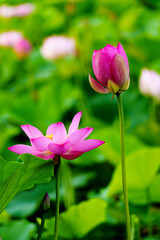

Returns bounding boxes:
[0,31,32,57]
[0,4,35,18]
[139,68,160,101]
[40,36,76,60]
[89,43,130,96]
[8,112,105,160]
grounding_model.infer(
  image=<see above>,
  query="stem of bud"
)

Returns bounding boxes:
[116,93,131,240]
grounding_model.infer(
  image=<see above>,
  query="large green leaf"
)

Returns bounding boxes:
[99,127,146,165]
[128,173,160,205]
[0,154,54,213]
[6,180,55,218]
[107,148,160,197]
[43,198,107,239]
[0,219,36,240]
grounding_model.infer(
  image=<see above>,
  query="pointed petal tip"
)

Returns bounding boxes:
[76,111,82,116]
[117,42,122,48]
[68,111,82,135]
[71,139,105,152]
[20,124,27,129]
[97,140,105,146]
[20,124,43,139]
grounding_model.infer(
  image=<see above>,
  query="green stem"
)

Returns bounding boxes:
[146,188,152,237]
[54,156,61,240]
[131,215,141,240]
[37,213,46,240]
[116,93,131,240]
[149,99,156,123]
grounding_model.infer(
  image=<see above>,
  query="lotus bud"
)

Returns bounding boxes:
[89,43,130,97]
[42,192,50,211]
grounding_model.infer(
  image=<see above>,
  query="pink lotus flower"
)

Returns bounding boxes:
[0,4,35,18]
[40,36,76,60]
[89,43,130,95]
[8,112,105,160]
[0,31,32,57]
[13,38,32,57]
[139,68,160,101]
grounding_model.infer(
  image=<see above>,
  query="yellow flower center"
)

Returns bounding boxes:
[45,134,53,140]
[42,150,53,157]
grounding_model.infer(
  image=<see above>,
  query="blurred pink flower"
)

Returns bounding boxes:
[0,31,32,57]
[14,38,32,57]
[40,36,76,60]
[139,68,160,101]
[0,31,23,47]
[0,3,35,18]
[89,43,130,95]
[8,112,105,160]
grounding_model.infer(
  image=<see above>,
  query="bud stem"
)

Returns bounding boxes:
[37,213,46,240]
[116,93,131,240]
[54,156,61,240]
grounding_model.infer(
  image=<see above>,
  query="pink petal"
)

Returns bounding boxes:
[61,151,83,160]
[46,123,57,135]
[89,74,109,94]
[111,54,129,87]
[21,124,43,139]
[67,127,93,145]
[30,137,53,151]
[8,144,42,156]
[116,43,129,68]
[39,154,55,160]
[102,44,117,55]
[48,141,71,155]
[46,122,67,144]
[92,46,117,86]
[81,127,93,140]
[68,111,82,136]
[71,139,105,152]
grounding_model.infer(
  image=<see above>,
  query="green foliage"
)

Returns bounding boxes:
[131,215,141,240]
[43,198,107,239]
[0,154,53,213]
[107,148,160,201]
[0,0,160,239]
[0,219,36,240]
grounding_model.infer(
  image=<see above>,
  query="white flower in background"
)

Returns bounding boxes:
[0,31,32,57]
[139,68,160,101]
[0,31,23,47]
[0,3,35,18]
[40,36,76,60]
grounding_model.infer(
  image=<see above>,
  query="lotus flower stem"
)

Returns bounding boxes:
[54,156,61,240]
[37,213,46,240]
[116,93,131,240]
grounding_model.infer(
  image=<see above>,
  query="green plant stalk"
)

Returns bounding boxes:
[131,215,141,240]
[37,213,46,240]
[54,157,61,240]
[146,188,152,237]
[116,93,131,240]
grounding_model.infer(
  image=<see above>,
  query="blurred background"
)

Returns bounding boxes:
[0,0,160,239]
